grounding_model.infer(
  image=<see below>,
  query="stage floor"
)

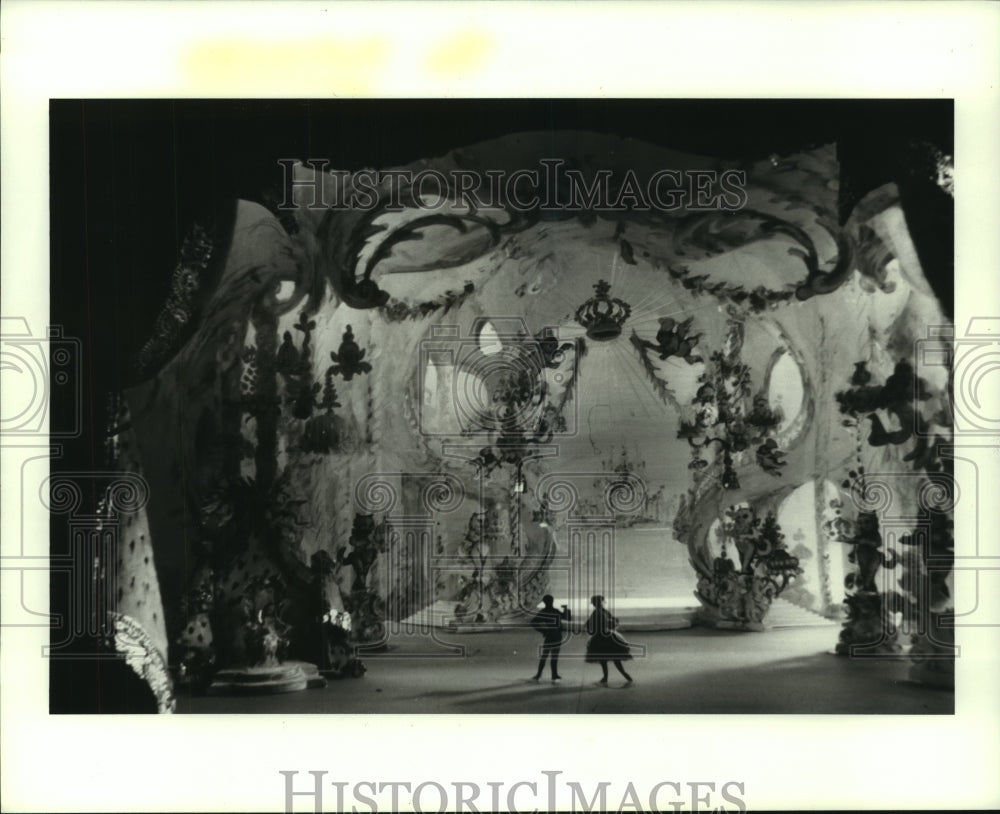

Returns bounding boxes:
[174,626,952,714]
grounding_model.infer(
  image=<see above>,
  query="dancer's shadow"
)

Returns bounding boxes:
[446,682,605,708]
[402,679,549,701]
[402,677,601,702]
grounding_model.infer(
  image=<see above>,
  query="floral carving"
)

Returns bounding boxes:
[318,176,537,309]
[469,330,576,480]
[337,514,386,644]
[834,357,953,671]
[451,503,544,623]
[836,359,935,457]
[780,531,818,610]
[134,221,218,377]
[243,309,345,454]
[668,209,856,307]
[379,282,476,322]
[835,509,905,655]
[696,506,801,628]
[677,320,785,490]
[328,325,372,381]
[239,573,293,667]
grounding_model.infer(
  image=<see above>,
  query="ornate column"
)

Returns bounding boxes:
[534,470,647,620]
[350,471,466,657]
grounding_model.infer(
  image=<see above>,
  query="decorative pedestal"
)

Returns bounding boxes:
[695,590,772,632]
[207,660,327,696]
[834,590,902,656]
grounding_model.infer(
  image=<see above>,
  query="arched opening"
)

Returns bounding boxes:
[767,350,806,434]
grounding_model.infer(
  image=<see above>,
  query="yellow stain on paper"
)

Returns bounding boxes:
[184,37,390,94]
[426,30,494,76]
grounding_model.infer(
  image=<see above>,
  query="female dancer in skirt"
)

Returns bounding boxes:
[585,595,633,684]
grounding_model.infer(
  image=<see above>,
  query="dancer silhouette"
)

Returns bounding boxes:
[530,594,570,682]
[585,595,633,684]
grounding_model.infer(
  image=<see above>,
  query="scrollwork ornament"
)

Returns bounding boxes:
[104,473,151,515]
[533,475,580,515]
[42,476,84,515]
[918,476,958,514]
[603,473,647,516]
[850,477,894,515]
[353,474,398,515]
[420,473,466,516]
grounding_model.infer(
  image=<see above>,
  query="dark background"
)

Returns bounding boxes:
[48,98,953,711]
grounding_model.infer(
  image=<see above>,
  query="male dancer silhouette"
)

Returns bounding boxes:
[531,594,570,682]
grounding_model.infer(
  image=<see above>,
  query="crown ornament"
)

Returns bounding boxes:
[575,279,631,342]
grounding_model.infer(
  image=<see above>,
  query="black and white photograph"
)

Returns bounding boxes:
[46,98,959,718]
[3,3,999,813]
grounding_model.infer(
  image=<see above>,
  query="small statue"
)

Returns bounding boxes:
[276,331,300,376]
[852,511,888,593]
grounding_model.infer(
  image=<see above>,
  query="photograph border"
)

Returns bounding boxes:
[2,2,998,812]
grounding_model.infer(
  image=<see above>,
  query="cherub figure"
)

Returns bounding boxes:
[641,316,702,364]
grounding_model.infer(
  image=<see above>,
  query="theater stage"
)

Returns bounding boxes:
[174,625,951,715]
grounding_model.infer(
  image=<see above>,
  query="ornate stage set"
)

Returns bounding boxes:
[100,132,955,708]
